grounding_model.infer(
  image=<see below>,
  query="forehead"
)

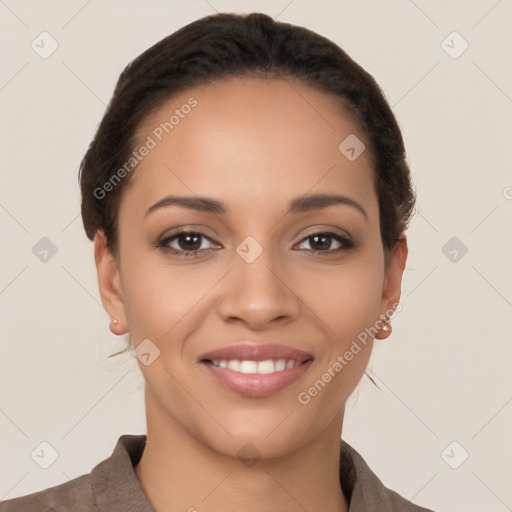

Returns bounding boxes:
[120,76,377,220]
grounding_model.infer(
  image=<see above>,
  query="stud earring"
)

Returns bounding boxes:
[376,316,392,339]
[112,319,118,325]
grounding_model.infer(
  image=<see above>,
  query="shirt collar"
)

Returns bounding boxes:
[90,434,426,512]
[91,434,154,511]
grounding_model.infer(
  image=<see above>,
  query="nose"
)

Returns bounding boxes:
[216,246,301,330]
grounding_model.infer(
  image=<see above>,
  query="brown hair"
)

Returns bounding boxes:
[79,11,415,288]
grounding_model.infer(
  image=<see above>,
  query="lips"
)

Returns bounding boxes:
[198,343,314,363]
[198,343,314,398]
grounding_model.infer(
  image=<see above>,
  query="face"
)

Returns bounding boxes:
[95,76,407,458]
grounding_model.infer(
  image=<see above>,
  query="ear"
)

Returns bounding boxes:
[379,233,408,323]
[94,230,129,335]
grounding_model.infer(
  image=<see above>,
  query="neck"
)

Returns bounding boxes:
[134,389,349,512]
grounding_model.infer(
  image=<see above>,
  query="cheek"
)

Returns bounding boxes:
[119,248,199,342]
[299,255,384,342]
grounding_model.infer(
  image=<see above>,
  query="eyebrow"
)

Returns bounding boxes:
[144,193,368,221]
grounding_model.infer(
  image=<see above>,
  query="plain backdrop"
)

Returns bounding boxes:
[1,1,511,511]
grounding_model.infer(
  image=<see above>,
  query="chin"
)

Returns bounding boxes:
[200,408,318,458]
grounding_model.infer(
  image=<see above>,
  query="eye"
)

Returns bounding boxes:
[158,230,219,257]
[294,231,354,254]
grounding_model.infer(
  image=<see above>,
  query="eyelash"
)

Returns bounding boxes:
[157,230,355,257]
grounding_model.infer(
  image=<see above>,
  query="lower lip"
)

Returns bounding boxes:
[200,360,314,398]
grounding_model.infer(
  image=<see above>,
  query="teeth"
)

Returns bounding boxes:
[227,360,241,372]
[210,359,302,374]
[240,360,257,374]
[257,360,276,374]
[275,359,286,371]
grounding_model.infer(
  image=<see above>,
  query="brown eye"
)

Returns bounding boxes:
[295,232,354,254]
[158,231,218,256]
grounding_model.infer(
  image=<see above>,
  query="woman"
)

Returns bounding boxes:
[0,12,436,512]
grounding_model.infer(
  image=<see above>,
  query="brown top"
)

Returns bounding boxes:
[0,434,435,511]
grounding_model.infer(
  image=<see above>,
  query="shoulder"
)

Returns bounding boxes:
[341,441,438,512]
[0,434,149,512]
[0,472,98,512]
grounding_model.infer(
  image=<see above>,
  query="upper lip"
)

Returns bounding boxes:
[198,343,314,363]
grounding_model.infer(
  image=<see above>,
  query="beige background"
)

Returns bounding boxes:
[1,1,511,510]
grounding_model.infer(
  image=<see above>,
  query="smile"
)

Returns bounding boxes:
[200,358,314,398]
[197,342,315,397]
